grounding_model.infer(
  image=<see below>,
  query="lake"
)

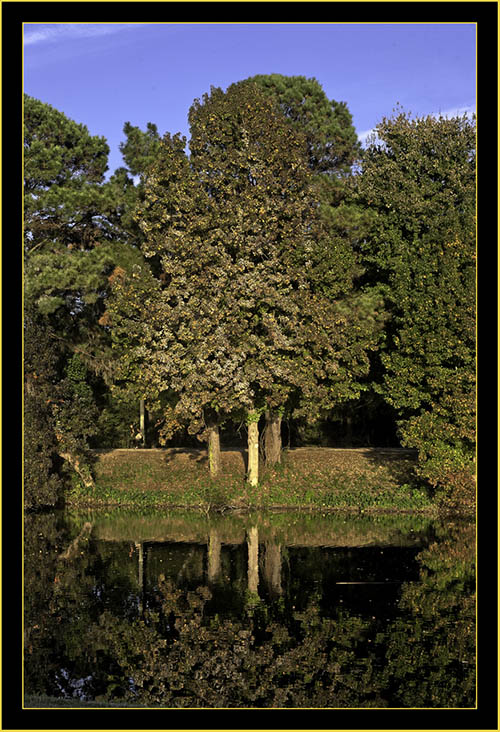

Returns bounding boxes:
[24,508,475,708]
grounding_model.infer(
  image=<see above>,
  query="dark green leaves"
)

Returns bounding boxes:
[353,111,476,497]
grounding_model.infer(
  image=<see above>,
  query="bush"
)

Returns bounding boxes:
[24,390,64,509]
[399,412,475,513]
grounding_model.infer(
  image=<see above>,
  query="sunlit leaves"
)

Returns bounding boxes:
[108,81,385,443]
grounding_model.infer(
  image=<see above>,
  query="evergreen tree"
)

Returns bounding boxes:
[247,73,360,178]
[108,120,164,262]
[119,121,163,178]
[98,120,167,445]
[353,111,476,504]
[24,95,140,370]
[24,96,143,500]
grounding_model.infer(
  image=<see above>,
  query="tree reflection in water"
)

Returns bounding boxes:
[24,510,475,708]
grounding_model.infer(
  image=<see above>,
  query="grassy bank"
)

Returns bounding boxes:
[67,447,437,514]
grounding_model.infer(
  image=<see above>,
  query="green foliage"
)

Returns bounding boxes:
[24,94,144,359]
[24,94,108,360]
[93,398,139,449]
[242,74,387,427]
[379,521,475,706]
[400,412,475,512]
[52,354,99,457]
[24,93,146,343]
[24,96,149,502]
[109,120,165,270]
[24,319,99,507]
[23,93,109,274]
[247,73,361,178]
[24,309,65,508]
[119,121,162,178]
[353,111,476,498]
[107,80,384,448]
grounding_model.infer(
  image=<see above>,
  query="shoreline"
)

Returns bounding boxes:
[58,446,473,517]
[65,500,440,515]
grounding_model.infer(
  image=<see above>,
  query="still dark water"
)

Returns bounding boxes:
[24,508,475,708]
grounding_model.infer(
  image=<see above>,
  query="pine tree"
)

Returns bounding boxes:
[24,95,142,365]
[247,73,360,178]
[24,96,143,499]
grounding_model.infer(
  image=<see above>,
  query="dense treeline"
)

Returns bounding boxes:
[23,75,476,508]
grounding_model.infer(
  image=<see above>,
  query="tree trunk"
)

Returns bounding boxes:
[207,422,221,477]
[207,528,221,583]
[59,452,95,490]
[140,399,146,447]
[247,412,259,486]
[262,541,282,598]
[135,542,146,614]
[264,410,282,466]
[247,526,259,596]
[58,522,93,561]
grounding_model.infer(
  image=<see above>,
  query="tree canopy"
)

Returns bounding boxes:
[107,80,384,482]
[247,73,361,177]
[353,111,476,499]
[23,95,145,505]
[24,85,476,505]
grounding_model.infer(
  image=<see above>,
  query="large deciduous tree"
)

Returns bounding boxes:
[108,81,383,484]
[353,111,476,504]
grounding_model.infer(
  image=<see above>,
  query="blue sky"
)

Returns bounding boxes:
[24,22,476,177]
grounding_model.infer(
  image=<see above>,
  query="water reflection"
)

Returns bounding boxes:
[24,509,475,708]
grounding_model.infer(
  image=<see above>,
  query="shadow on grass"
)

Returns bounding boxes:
[162,447,250,477]
[361,448,420,487]
[161,447,208,466]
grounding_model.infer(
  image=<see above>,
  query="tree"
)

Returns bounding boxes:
[108,120,164,264]
[119,121,163,178]
[352,111,476,501]
[246,74,379,461]
[108,81,384,484]
[100,121,166,447]
[24,96,143,499]
[24,308,65,508]
[248,73,360,179]
[24,95,142,355]
[184,79,325,483]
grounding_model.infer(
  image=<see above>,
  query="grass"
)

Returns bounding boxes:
[66,447,436,514]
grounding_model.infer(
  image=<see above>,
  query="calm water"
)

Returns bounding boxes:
[24,508,475,708]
